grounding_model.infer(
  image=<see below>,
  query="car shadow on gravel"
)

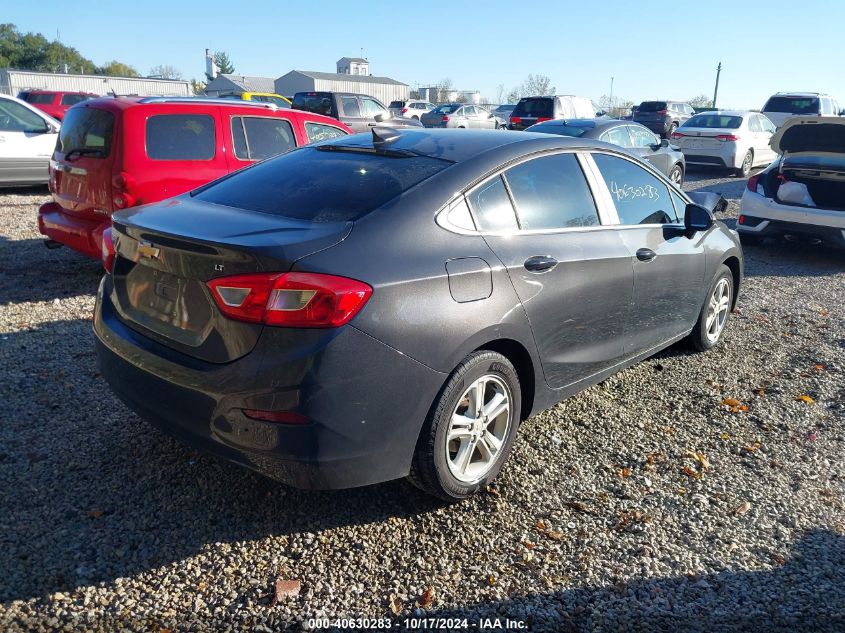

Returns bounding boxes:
[428,527,845,633]
[0,235,102,303]
[742,241,844,277]
[0,316,443,603]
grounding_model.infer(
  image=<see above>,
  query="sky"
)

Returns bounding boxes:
[6,1,841,109]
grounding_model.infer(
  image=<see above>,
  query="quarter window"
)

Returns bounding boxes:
[304,122,348,143]
[146,114,215,160]
[592,153,675,225]
[504,153,600,230]
[231,116,296,161]
[467,176,519,232]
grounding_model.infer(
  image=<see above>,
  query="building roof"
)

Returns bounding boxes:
[205,74,277,94]
[338,57,368,64]
[281,70,407,87]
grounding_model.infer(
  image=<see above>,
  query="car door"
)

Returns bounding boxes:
[0,98,56,184]
[471,151,634,389]
[587,151,706,355]
[628,125,670,175]
[477,107,495,129]
[755,114,777,163]
[339,95,368,132]
[747,115,772,165]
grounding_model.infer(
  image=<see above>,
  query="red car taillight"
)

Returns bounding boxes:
[207,272,372,328]
[510,116,522,125]
[656,109,668,115]
[111,172,137,210]
[716,134,740,142]
[442,115,449,122]
[401,107,408,113]
[101,226,115,273]
[746,173,760,192]
[536,117,552,123]
[671,132,685,139]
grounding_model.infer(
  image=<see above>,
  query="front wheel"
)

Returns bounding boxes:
[734,150,753,178]
[668,164,684,188]
[688,265,734,352]
[409,351,521,500]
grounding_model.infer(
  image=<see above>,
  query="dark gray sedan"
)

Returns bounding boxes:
[527,118,686,187]
[94,128,742,500]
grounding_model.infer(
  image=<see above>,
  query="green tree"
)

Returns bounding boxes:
[0,22,96,73]
[98,60,139,77]
[214,51,235,75]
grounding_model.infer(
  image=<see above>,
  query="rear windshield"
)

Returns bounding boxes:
[682,114,743,129]
[58,107,115,157]
[763,96,820,115]
[292,92,333,116]
[388,101,405,109]
[637,101,667,112]
[23,93,55,105]
[513,98,554,118]
[430,104,460,114]
[193,147,451,222]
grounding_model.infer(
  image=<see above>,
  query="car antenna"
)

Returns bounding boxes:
[372,126,401,146]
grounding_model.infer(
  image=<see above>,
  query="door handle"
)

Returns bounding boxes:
[636,248,657,262]
[367,122,377,126]
[524,255,558,273]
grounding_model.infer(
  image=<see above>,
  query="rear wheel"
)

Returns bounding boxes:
[409,351,521,500]
[412,115,419,120]
[688,265,733,352]
[669,164,684,188]
[735,150,753,177]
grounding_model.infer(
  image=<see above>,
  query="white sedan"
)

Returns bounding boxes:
[670,110,777,177]
[0,93,60,187]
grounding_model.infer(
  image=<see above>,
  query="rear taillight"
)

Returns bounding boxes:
[111,172,137,210]
[401,107,408,113]
[207,272,372,328]
[716,134,740,142]
[442,115,449,122]
[671,132,685,139]
[101,226,115,273]
[656,109,668,115]
[536,117,552,123]
[746,174,760,192]
[510,116,522,125]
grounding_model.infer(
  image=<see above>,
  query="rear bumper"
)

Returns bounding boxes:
[636,119,671,135]
[94,276,445,489]
[738,190,845,247]
[38,201,108,259]
[682,146,738,169]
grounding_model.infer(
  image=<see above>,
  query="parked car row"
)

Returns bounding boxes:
[420,103,507,129]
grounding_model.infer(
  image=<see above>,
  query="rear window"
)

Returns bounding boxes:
[388,101,405,109]
[292,92,333,116]
[430,104,460,115]
[146,114,215,160]
[513,98,554,118]
[764,96,820,115]
[57,107,115,157]
[193,147,451,222]
[23,93,55,105]
[682,114,743,129]
[60,94,91,106]
[231,116,296,161]
[637,101,667,112]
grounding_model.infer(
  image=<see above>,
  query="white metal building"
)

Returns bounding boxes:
[275,70,408,105]
[0,69,191,97]
[204,74,277,97]
[418,86,481,105]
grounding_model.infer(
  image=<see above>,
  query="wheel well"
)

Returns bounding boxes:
[474,339,535,421]
[722,256,741,309]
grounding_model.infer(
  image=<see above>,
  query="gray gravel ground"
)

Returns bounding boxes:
[1,170,843,632]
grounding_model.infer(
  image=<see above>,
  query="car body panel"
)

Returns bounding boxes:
[0,94,60,187]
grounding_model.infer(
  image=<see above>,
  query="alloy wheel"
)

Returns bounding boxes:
[670,166,683,187]
[445,375,511,483]
[705,278,731,343]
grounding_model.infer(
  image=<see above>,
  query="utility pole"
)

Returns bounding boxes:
[609,76,614,112]
[713,62,722,109]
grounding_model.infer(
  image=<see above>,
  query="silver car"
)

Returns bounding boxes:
[420,103,505,129]
[0,94,60,187]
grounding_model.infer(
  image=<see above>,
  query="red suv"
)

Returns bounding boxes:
[18,90,97,121]
[38,97,352,259]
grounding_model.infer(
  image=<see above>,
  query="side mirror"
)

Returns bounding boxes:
[374,113,385,122]
[684,203,714,236]
[660,138,670,148]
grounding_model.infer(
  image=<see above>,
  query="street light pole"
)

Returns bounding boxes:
[713,62,722,109]
[609,76,614,113]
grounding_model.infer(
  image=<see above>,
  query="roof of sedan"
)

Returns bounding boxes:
[319,128,612,164]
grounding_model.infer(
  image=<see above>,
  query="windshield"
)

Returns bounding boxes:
[513,98,554,117]
[430,104,460,114]
[763,96,820,115]
[193,147,452,222]
[682,114,743,129]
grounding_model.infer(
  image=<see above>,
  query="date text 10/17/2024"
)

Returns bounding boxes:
[307,617,529,630]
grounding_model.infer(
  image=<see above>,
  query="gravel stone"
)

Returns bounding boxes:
[1,173,844,632]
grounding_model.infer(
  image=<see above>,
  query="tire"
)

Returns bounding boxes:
[669,164,684,188]
[408,351,521,500]
[735,150,753,177]
[412,115,419,120]
[688,265,734,352]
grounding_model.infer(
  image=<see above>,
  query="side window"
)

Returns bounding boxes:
[749,116,763,132]
[304,122,348,143]
[759,116,776,134]
[467,176,519,232]
[231,117,296,161]
[361,97,387,118]
[628,126,658,148]
[592,153,675,225]
[341,96,361,117]
[0,99,47,132]
[61,94,90,106]
[146,114,215,160]
[600,126,633,148]
[504,153,600,230]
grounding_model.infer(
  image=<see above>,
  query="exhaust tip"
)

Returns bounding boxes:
[43,239,63,250]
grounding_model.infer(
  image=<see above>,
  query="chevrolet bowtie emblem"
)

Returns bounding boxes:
[137,240,160,259]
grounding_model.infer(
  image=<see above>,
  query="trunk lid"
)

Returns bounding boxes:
[770,117,845,155]
[109,196,352,363]
[672,127,733,150]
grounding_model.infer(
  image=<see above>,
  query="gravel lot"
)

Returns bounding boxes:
[1,170,843,632]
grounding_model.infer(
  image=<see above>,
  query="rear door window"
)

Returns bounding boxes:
[504,153,599,230]
[628,126,657,148]
[23,93,55,105]
[304,122,348,143]
[231,116,296,161]
[292,93,333,116]
[146,114,215,160]
[60,94,91,106]
[341,96,361,117]
[600,126,633,147]
[58,107,115,157]
[592,153,676,224]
